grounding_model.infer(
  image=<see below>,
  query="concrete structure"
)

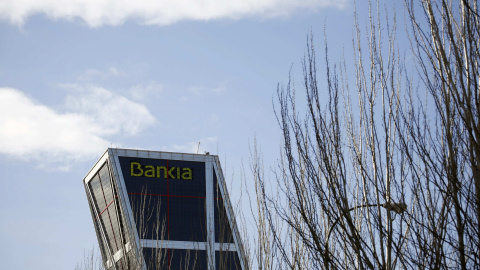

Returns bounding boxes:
[83,148,246,269]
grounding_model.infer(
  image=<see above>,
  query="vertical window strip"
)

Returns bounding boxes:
[98,165,121,254]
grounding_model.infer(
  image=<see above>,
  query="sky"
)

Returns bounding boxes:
[0,0,397,269]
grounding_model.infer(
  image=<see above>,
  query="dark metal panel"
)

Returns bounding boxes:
[213,170,234,243]
[143,248,208,270]
[215,251,242,270]
[118,157,207,243]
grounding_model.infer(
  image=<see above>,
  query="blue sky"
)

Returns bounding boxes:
[0,0,396,268]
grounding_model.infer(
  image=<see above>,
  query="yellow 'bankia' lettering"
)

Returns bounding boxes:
[157,166,167,178]
[130,161,193,180]
[144,165,155,177]
[182,168,192,180]
[131,162,143,176]
[168,167,176,179]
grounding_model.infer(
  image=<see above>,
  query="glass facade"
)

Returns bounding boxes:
[213,171,234,244]
[84,149,245,270]
[118,157,207,243]
[86,162,131,269]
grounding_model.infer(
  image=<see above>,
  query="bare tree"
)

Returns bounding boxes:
[401,1,480,268]
[75,247,105,270]
[249,0,479,269]
[251,3,410,269]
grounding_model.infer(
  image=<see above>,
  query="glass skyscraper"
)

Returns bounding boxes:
[83,148,247,270]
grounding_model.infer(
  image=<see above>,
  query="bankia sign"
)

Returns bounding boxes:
[118,156,207,242]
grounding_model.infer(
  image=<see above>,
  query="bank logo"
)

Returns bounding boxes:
[130,161,193,180]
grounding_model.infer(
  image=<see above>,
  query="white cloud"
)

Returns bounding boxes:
[189,81,228,95]
[0,0,347,27]
[77,67,125,81]
[0,87,155,170]
[62,84,156,136]
[129,82,164,101]
[168,137,218,154]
